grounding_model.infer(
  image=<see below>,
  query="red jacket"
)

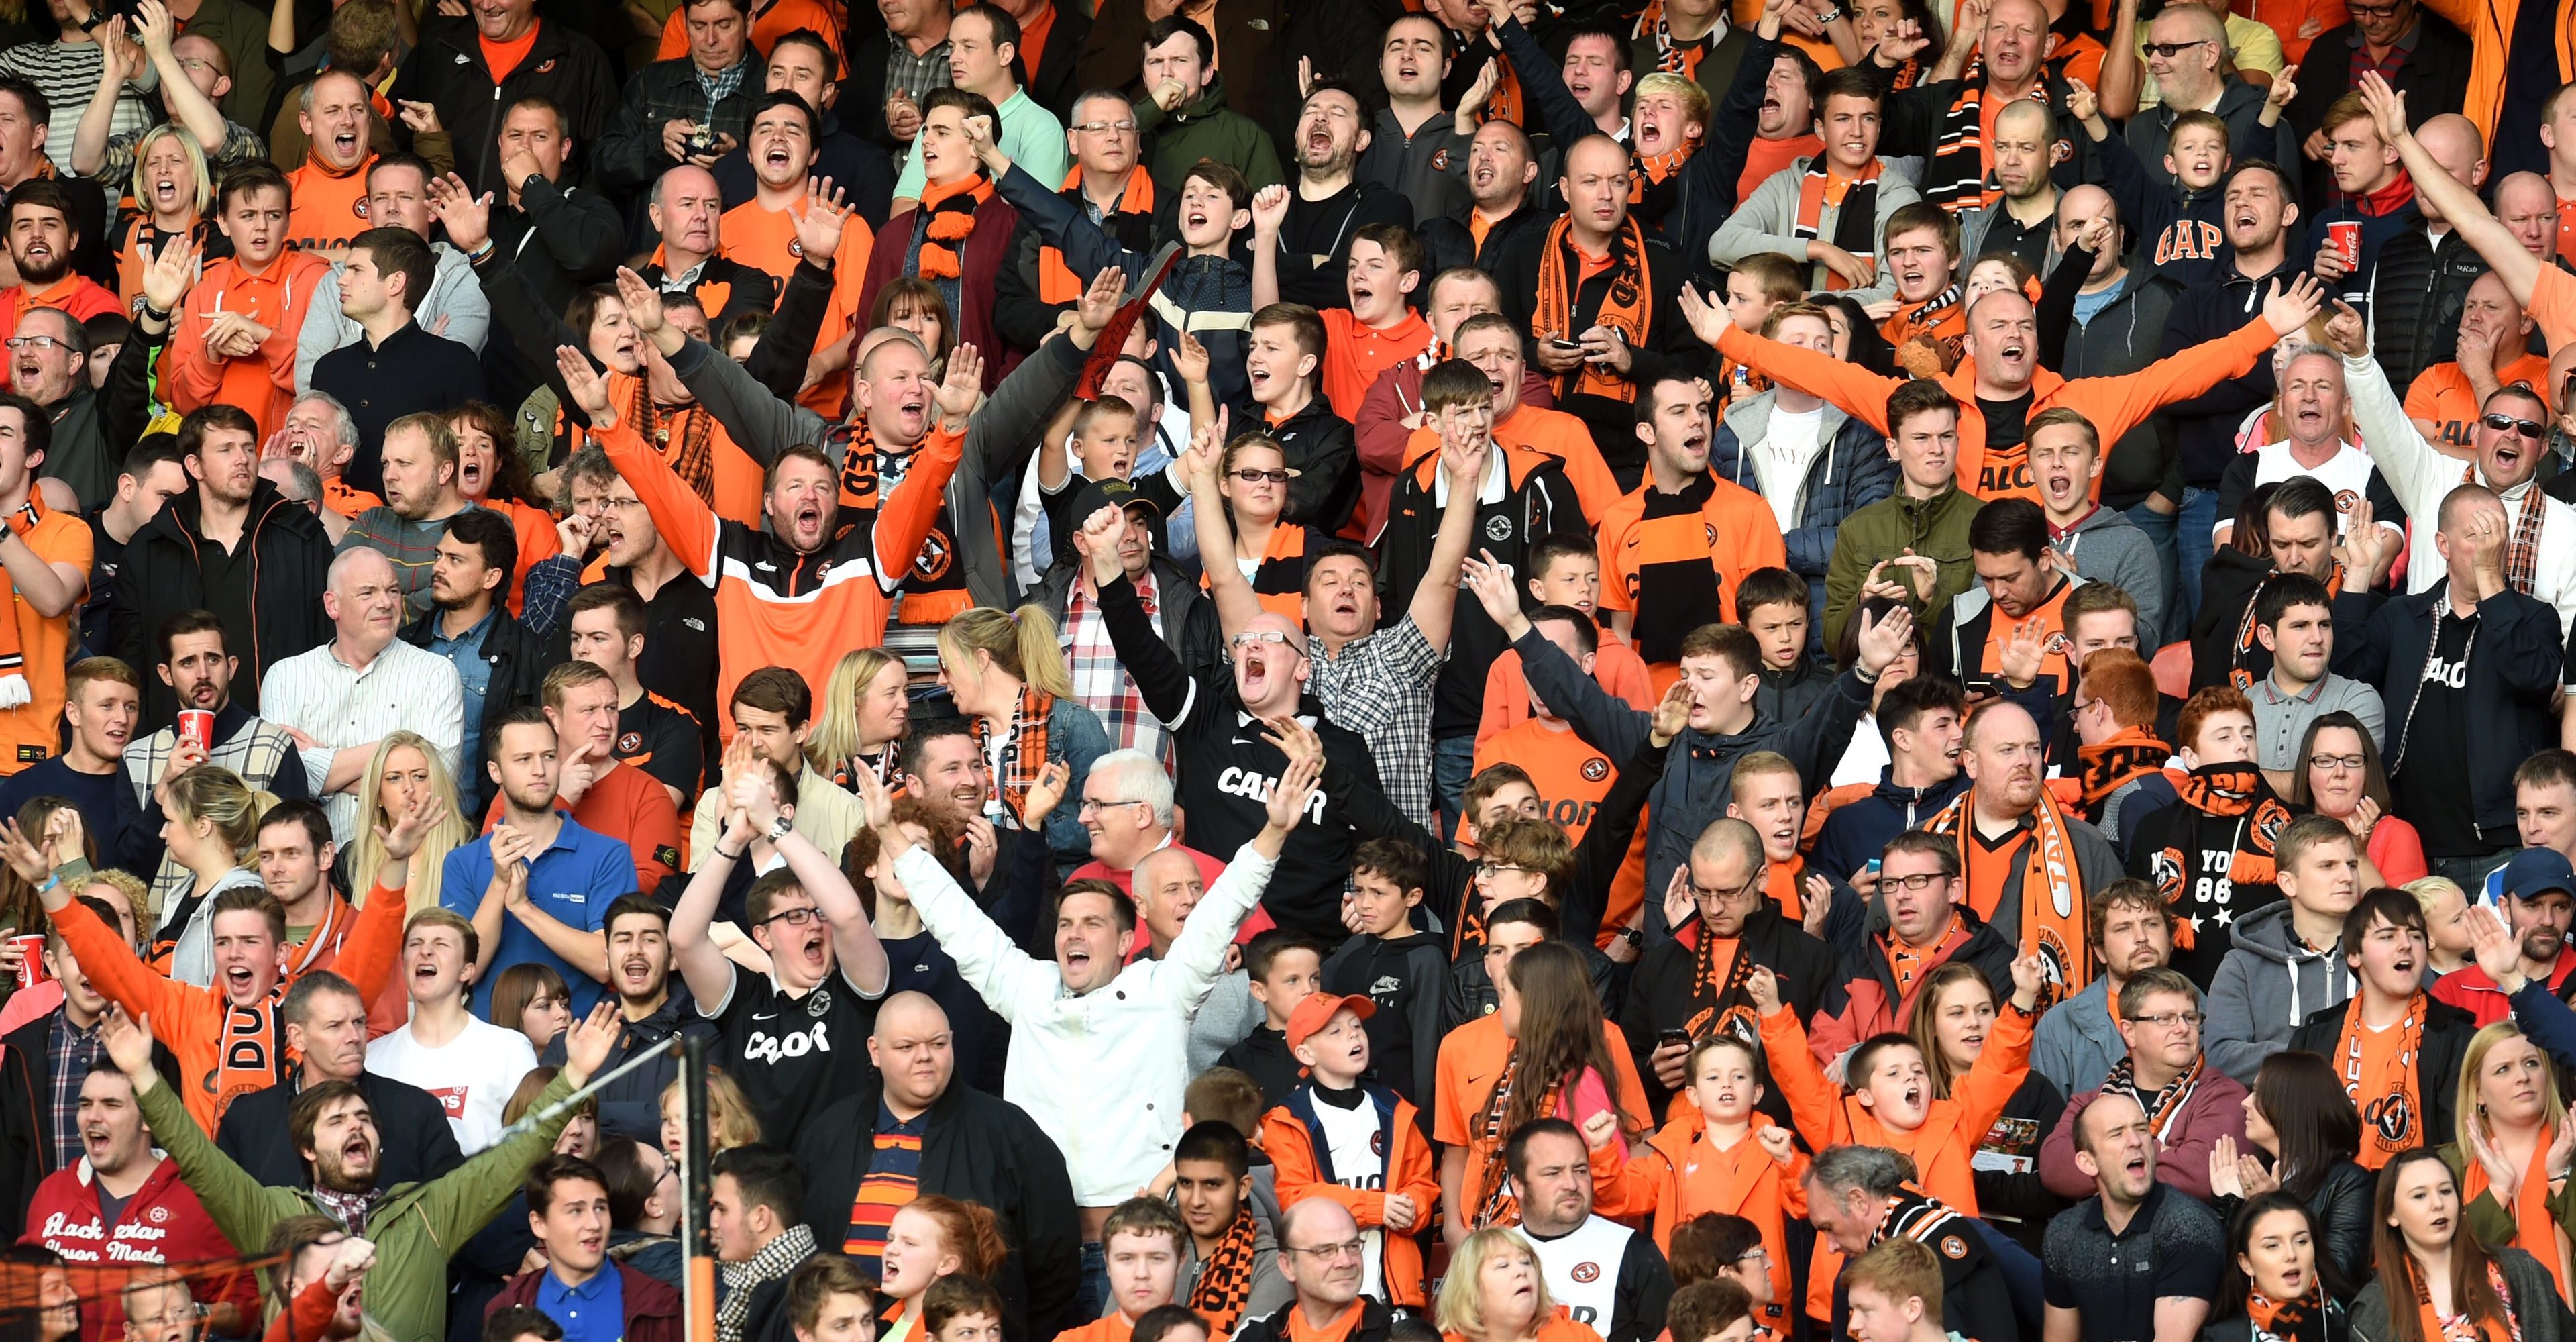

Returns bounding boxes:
[488,1261,683,1342]
[19,1155,258,1342]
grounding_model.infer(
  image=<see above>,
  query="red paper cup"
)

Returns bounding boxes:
[176,709,214,753]
[10,933,44,986]
[2328,221,2362,270]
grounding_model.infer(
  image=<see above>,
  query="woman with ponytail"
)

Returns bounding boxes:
[937,605,1108,867]
[2350,1148,2571,1342]
[154,765,280,985]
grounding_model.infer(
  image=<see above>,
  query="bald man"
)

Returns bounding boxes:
[1234,1200,1397,1342]
[2495,172,2562,264]
[2368,114,2499,395]
[2405,270,2548,450]
[2116,1,2298,196]
[1925,701,2123,993]
[1960,101,2062,272]
[1877,0,2065,212]
[796,990,1084,1341]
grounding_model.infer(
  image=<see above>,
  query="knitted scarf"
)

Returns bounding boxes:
[1886,911,1962,1000]
[2466,464,2548,597]
[1686,919,1760,1045]
[718,1224,816,1342]
[1631,145,1697,205]
[973,683,1057,832]
[1792,159,1884,291]
[1187,1205,1263,1336]
[2248,1287,2332,1342]
[2412,1257,2520,1342]
[1924,76,2046,211]
[2458,1125,2568,1303]
[1040,167,1155,303]
[914,174,993,282]
[0,495,49,708]
[1535,213,1653,403]
[2151,764,2288,955]
[629,379,717,508]
[1632,0,1715,77]
[2101,1051,2204,1141]
[1886,285,1964,362]
[1925,788,2090,994]
[2230,562,2348,689]
[1473,1051,1564,1228]
[2077,726,2178,808]
[2338,990,2426,1165]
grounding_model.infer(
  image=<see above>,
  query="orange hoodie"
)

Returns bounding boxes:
[166,250,333,442]
[2416,0,2575,150]
[1262,1086,1442,1306]
[52,880,409,1133]
[1714,315,2280,504]
[1593,1108,1807,1337]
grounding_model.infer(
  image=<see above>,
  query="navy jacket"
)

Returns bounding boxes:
[2345,580,2561,841]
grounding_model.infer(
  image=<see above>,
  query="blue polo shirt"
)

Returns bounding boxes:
[535,1261,624,1342]
[440,813,637,1016]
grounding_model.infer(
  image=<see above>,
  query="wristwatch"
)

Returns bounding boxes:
[765,815,794,845]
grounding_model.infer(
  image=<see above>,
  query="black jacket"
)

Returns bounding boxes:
[1027,553,1220,682]
[1234,1298,1403,1342]
[538,986,713,1143]
[399,601,551,813]
[2367,221,2490,399]
[394,15,618,198]
[2284,13,2473,203]
[1319,927,1447,1111]
[796,1076,1083,1342]
[2347,580,2563,841]
[1417,203,1549,278]
[107,480,334,725]
[1491,219,1698,482]
[38,327,154,511]
[592,56,761,197]
[2157,258,2315,489]
[1621,902,1841,1119]
[213,1069,466,1190]
[2289,992,2478,1180]
[2190,548,2383,693]
[466,180,629,407]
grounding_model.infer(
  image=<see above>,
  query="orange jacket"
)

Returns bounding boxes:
[1713,315,2279,503]
[1260,1086,1442,1306]
[53,879,409,1133]
[1593,1109,1807,1334]
[166,251,333,442]
[2416,0,2575,148]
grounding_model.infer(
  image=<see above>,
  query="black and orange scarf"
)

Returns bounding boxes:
[2102,1050,2204,1141]
[2151,765,2288,954]
[628,380,718,508]
[1926,787,2090,994]
[1473,1051,1564,1228]
[1686,919,1760,1045]
[2412,1257,2521,1342]
[2339,990,2426,1165]
[2077,726,2178,810]
[1038,167,1155,303]
[1188,1206,1261,1335]
[2248,1287,2334,1342]
[1792,159,1884,292]
[1535,214,1653,403]
[914,174,993,280]
[973,683,1056,831]
[1923,74,2047,212]
[1632,0,1715,78]
[1631,145,1697,205]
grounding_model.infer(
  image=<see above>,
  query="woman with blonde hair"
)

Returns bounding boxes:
[808,647,910,791]
[339,733,467,915]
[154,766,277,986]
[936,605,1106,864]
[2449,1020,2576,1300]
[1436,1228,1599,1342]
[110,123,213,307]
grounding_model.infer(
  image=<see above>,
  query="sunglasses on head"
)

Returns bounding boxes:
[2485,411,2546,440]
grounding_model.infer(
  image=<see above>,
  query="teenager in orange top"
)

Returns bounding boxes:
[1592,1035,1807,1338]
[2363,74,2576,352]
[719,91,875,416]
[166,165,332,443]
[1475,609,1623,846]
[1692,259,2318,504]
[1478,536,1655,744]
[1599,373,1786,670]
[1432,1227,1601,1342]
[1260,994,1441,1307]
[1056,1198,1188,1342]
[0,393,91,773]
[0,184,117,346]
[282,71,376,256]
[13,786,439,1134]
[1258,220,1434,427]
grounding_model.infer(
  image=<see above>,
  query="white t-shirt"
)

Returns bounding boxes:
[1752,406,1825,535]
[365,1016,540,1154]
[1309,1093,1389,1300]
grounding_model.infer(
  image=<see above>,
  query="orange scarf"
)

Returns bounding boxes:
[2337,991,2425,1168]
[1039,168,1154,303]
[2076,725,2179,808]
[914,174,993,281]
[2413,1258,2522,1342]
[2460,1128,2571,1301]
[1925,787,2089,996]
[1534,214,1653,403]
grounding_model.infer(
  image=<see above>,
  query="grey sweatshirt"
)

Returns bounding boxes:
[1707,154,1921,305]
[2053,505,2169,648]
[2202,899,2355,1085]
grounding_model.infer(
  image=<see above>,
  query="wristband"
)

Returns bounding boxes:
[712,843,744,862]
[35,873,57,894]
[139,300,170,323]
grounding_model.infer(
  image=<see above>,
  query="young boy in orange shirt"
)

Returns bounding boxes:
[1260,993,1440,1307]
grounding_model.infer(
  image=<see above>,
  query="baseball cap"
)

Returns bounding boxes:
[2499,847,2576,904]
[1284,992,1376,1053]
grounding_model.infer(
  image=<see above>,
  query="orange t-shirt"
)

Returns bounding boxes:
[1474,717,1615,841]
[1595,474,1789,627]
[1321,307,1434,423]
[1015,1,1056,85]
[1478,637,1657,741]
[480,25,541,82]
[718,193,875,417]
[2556,193,2576,266]
[1433,1013,1654,1217]
[322,476,382,517]
[0,274,119,346]
[0,508,91,773]
[2343,1011,2414,1170]
[285,153,375,253]
[2532,262,2576,350]
[2404,350,2552,453]
[1962,826,2025,927]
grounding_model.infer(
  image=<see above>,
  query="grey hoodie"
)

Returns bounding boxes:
[1707,154,1922,305]
[2053,506,2168,648]
[2202,900,2355,1085]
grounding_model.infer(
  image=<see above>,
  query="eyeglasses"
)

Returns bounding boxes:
[2074,697,2106,717]
[1230,468,1292,484]
[1737,1248,1771,1265]
[2137,1010,2206,1029]
[1476,862,1533,881]
[759,907,823,928]
[2309,752,2367,772]
[1074,119,1138,135]
[2344,0,2404,15]
[1231,630,1293,648]
[1286,1239,1367,1261]
[3,335,60,351]
[2484,412,2546,440]
[2140,38,2210,56]
[1884,872,1947,892]
[1692,874,1764,904]
[1078,796,1149,814]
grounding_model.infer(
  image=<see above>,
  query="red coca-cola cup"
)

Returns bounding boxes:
[176,709,214,754]
[2328,221,2362,272]
[10,933,44,986]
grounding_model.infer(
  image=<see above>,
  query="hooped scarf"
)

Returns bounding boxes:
[1633,0,1716,77]
[2230,563,2349,688]
[1472,1051,1566,1229]
[2459,1125,2571,1302]
[1924,76,2048,211]
[972,683,1057,832]
[2413,1256,2522,1342]
[2151,765,2288,954]
[2077,726,2180,809]
[914,173,994,281]
[2102,1051,2205,1141]
[1534,214,1653,403]
[2338,990,2426,1166]
[1925,788,2090,994]
[1792,160,1885,292]
[1039,167,1155,303]
[633,388,717,508]
[2467,464,2550,597]
[1187,1204,1263,1336]
[2248,1287,2332,1342]
[0,494,53,707]
[1686,920,1759,1046]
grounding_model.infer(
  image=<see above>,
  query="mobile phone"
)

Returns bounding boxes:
[1657,1029,1693,1049]
[1545,338,1585,351]
[1864,858,1883,877]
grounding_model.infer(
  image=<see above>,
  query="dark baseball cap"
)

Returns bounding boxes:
[2500,847,2576,904]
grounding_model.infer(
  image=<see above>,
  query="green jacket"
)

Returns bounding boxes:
[1134,72,1284,198]
[138,1070,580,1342]
[1821,484,1983,650]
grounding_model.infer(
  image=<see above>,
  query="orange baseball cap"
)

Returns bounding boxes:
[1284,992,1377,1053]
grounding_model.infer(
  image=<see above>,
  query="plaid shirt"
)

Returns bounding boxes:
[883,38,952,112]
[1308,617,1443,827]
[46,1011,101,1171]
[1067,572,1170,766]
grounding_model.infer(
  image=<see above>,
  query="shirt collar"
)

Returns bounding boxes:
[1432,442,1506,507]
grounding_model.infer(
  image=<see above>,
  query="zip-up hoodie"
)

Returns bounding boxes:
[1711,389,1897,646]
[2052,506,2168,648]
[1811,770,1972,884]
[2202,900,2355,1085]
[2029,974,2125,1098]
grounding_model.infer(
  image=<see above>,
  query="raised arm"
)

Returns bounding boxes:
[728,761,888,995]
[667,764,751,1014]
[1693,286,1904,433]
[4,820,188,1029]
[560,344,720,579]
[2359,74,2551,336]
[1461,551,1651,759]
[68,17,138,177]
[858,769,1058,1021]
[1249,185,1289,313]
[107,1007,278,1243]
[618,265,830,466]
[136,1,228,160]
[1408,434,1491,651]
[1170,402,1261,640]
